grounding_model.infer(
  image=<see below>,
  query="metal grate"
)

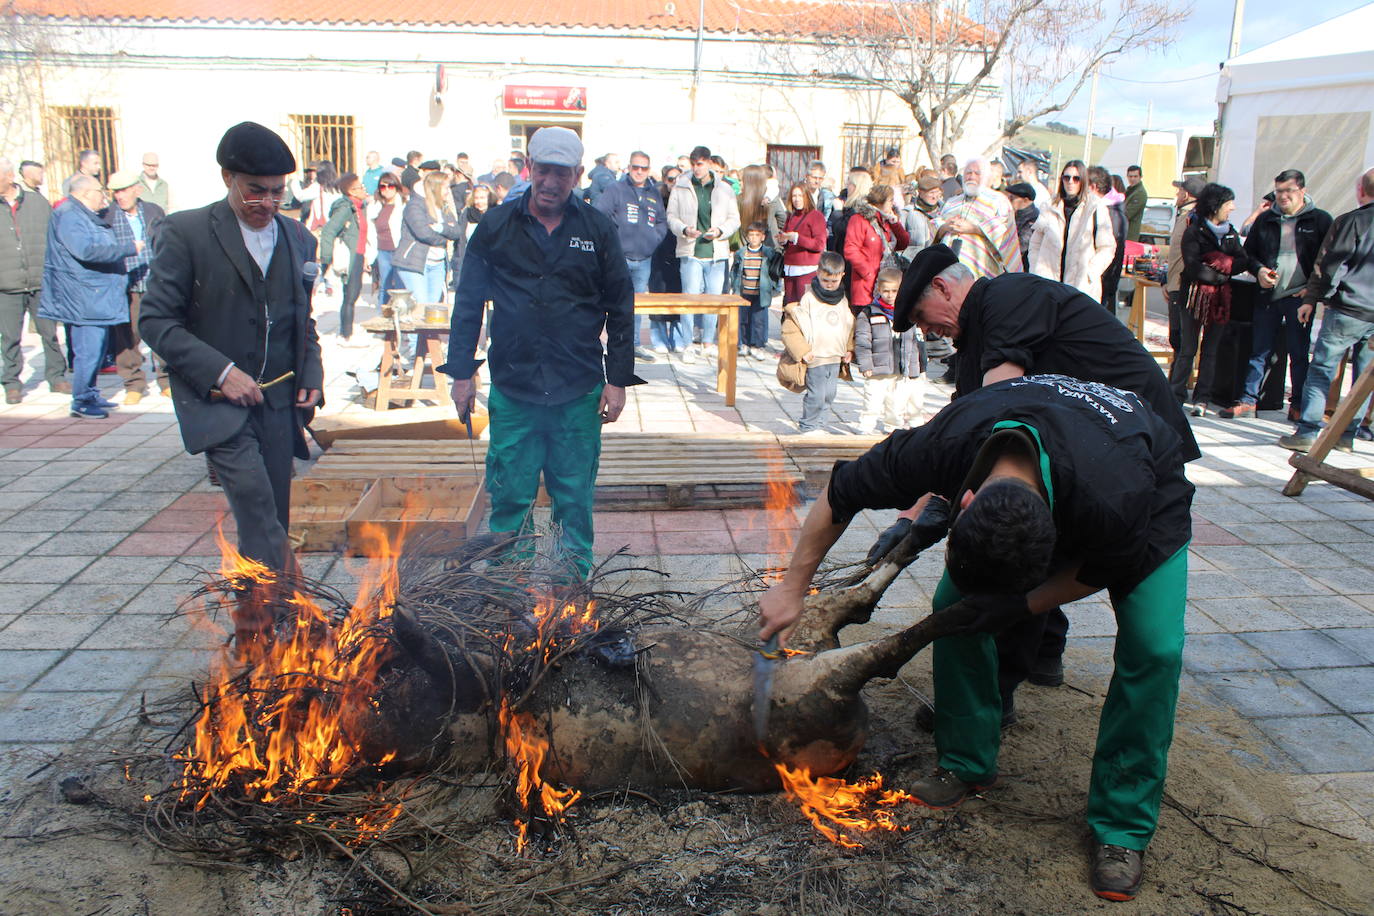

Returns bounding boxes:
[840,123,903,174]
[48,105,120,183]
[766,144,822,195]
[288,114,356,173]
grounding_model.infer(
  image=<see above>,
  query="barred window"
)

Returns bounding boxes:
[840,124,903,174]
[288,114,356,173]
[48,105,119,181]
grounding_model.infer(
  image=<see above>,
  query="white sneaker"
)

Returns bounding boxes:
[338,336,372,348]
[681,346,698,364]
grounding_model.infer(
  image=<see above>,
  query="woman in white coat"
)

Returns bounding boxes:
[1027,159,1117,302]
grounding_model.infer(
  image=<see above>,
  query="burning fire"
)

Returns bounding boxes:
[773,762,914,848]
[500,699,581,852]
[175,523,403,830]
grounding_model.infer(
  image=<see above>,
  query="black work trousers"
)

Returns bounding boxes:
[0,289,65,390]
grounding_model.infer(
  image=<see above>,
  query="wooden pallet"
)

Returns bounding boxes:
[289,474,486,554]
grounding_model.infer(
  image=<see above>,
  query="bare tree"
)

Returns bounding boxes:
[767,0,1189,165]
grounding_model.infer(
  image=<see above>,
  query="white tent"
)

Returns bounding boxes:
[1215,4,1374,216]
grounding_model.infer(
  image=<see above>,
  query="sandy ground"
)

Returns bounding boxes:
[2,623,1370,916]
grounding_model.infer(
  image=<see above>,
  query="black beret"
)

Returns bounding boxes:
[216,121,296,176]
[893,243,959,332]
[419,159,441,170]
[1005,181,1036,201]
[391,157,406,168]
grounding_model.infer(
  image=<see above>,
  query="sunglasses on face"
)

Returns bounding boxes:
[1062,175,1082,183]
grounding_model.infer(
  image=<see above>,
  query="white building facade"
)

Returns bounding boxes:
[3,1,1004,208]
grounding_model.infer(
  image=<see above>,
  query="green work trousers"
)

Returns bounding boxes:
[931,543,1189,850]
[485,384,603,578]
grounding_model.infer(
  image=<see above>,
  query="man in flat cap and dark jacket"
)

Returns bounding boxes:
[867,243,1199,730]
[140,121,323,653]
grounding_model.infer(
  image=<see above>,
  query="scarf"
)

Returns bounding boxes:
[914,196,939,216]
[1189,249,1235,326]
[874,298,895,319]
[811,277,846,305]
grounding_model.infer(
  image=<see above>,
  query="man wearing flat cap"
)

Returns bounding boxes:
[140,121,323,652]
[866,243,1198,727]
[102,168,165,405]
[441,126,642,578]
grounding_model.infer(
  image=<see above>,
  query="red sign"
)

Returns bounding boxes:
[503,85,587,113]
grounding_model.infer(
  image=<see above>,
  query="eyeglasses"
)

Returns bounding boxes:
[628,164,651,171]
[233,182,285,207]
[1062,175,1082,183]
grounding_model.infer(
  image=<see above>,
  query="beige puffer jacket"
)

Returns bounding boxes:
[1027,194,1117,301]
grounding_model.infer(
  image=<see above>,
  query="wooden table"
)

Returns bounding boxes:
[359,316,453,411]
[635,293,744,406]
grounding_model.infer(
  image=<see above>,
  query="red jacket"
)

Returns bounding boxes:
[782,208,827,268]
[844,204,910,311]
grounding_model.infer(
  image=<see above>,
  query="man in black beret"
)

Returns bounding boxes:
[140,121,323,656]
[869,243,1198,724]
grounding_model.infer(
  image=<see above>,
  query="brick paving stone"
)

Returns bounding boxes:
[31,649,162,692]
[1215,522,1311,545]
[29,582,146,614]
[593,511,653,533]
[593,531,658,557]
[74,556,176,585]
[1252,715,1374,774]
[1239,630,1369,669]
[109,531,197,556]
[656,528,737,555]
[1181,633,1272,673]
[1196,671,1338,717]
[0,650,64,690]
[137,508,228,534]
[651,510,728,532]
[1189,523,1245,546]
[1260,542,1357,568]
[0,555,94,583]
[81,508,159,531]
[118,583,201,616]
[1192,596,1310,631]
[82,615,190,650]
[1190,545,1288,570]
[1293,520,1369,543]
[1325,628,1374,664]
[1292,667,1374,714]
[0,613,110,650]
[1280,595,1374,629]
[1185,572,1264,600]
[0,690,125,743]
[29,531,130,557]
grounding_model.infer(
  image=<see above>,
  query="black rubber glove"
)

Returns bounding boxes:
[944,592,1033,636]
[865,517,911,565]
[864,495,953,565]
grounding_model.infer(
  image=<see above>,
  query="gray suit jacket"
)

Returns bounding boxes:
[139,199,323,457]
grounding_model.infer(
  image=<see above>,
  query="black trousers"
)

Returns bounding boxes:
[0,289,64,389]
[996,607,1069,705]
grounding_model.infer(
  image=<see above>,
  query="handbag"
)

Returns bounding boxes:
[331,236,352,276]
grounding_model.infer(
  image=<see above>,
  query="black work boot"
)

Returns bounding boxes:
[910,767,999,809]
[1090,843,1144,901]
[1028,658,1064,687]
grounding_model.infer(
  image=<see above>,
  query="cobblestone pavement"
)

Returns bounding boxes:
[1,307,1372,844]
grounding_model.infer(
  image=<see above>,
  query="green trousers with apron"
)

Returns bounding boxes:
[931,543,1189,850]
[485,384,603,578]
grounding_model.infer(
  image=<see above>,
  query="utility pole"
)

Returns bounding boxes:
[1145,99,1153,131]
[1083,63,1100,163]
[1228,0,1246,59]
[690,0,705,121]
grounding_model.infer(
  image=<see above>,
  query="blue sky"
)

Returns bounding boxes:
[1044,0,1371,134]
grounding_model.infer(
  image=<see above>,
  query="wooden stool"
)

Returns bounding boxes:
[360,316,454,411]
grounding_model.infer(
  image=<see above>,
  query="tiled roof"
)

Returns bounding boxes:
[17,0,976,38]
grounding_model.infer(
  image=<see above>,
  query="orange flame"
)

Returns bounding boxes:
[175,522,404,829]
[773,762,914,848]
[499,698,581,852]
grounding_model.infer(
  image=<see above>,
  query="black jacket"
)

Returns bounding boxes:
[1180,218,1259,295]
[1304,201,1374,322]
[0,186,50,293]
[594,176,668,262]
[1242,201,1333,302]
[139,200,322,457]
[828,374,1194,593]
[953,273,1200,462]
[440,190,644,404]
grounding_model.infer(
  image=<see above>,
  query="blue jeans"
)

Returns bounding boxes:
[397,260,447,303]
[375,249,398,306]
[740,293,769,348]
[1294,309,1374,438]
[678,256,726,347]
[626,257,650,350]
[69,324,109,407]
[1242,294,1311,406]
[799,363,840,431]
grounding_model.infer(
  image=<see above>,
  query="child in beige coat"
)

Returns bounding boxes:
[780,252,854,434]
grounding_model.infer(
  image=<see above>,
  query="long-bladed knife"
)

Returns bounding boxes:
[752,633,781,752]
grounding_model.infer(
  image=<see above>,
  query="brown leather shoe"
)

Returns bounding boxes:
[1218,402,1255,419]
[5,386,20,405]
[49,379,72,394]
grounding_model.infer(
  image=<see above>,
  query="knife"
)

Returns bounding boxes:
[752,633,781,752]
